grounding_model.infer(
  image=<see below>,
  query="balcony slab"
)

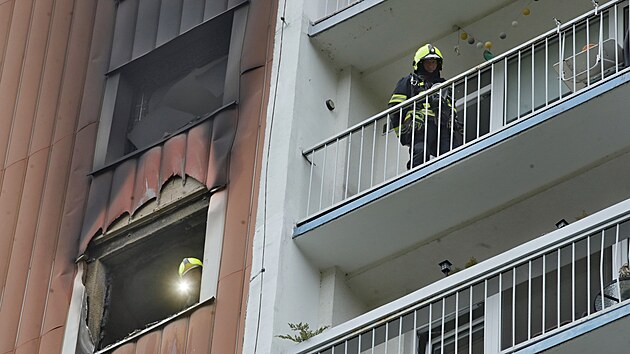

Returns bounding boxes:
[294,71,630,305]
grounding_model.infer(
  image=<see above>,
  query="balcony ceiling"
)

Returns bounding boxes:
[310,0,518,70]
[294,76,630,307]
[310,0,612,102]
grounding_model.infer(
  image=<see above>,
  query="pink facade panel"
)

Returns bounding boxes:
[5,0,54,166]
[16,137,73,347]
[186,303,215,353]
[132,146,162,214]
[160,133,188,186]
[0,0,34,171]
[159,318,189,353]
[0,0,275,351]
[135,331,162,353]
[185,120,213,185]
[104,159,137,230]
[28,0,76,153]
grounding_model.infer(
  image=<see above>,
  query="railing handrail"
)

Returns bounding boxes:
[303,0,622,155]
[289,197,630,353]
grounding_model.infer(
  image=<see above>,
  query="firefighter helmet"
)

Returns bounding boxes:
[413,44,443,72]
[178,257,203,277]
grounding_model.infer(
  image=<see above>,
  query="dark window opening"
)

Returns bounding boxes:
[106,14,233,162]
[84,195,209,349]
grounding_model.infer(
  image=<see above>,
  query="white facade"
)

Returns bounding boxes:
[244,0,630,353]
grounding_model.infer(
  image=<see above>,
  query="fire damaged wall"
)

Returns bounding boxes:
[0,0,276,352]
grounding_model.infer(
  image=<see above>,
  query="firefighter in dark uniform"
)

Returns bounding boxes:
[388,44,463,169]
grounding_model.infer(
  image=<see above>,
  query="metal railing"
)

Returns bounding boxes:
[291,199,630,354]
[315,0,364,23]
[302,0,629,220]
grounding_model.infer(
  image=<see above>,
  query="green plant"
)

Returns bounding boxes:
[450,257,478,275]
[277,322,329,343]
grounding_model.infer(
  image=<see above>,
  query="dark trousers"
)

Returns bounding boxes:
[406,118,463,169]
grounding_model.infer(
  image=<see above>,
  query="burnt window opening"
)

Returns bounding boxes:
[105,13,233,163]
[83,194,209,350]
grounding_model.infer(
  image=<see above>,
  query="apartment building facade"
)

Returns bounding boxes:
[245,0,630,353]
[0,0,276,353]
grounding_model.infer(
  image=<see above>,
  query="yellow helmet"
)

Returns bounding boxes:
[178,257,203,277]
[413,44,443,72]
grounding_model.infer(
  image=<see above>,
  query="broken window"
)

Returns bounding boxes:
[83,194,209,350]
[103,13,233,163]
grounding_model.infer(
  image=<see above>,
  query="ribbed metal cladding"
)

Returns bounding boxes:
[109,0,230,70]
[0,0,112,352]
[0,0,276,352]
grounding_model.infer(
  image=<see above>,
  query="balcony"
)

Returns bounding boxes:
[289,198,630,353]
[295,0,630,308]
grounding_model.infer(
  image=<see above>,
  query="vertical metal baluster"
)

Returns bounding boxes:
[614,4,619,73]
[615,223,621,310]
[385,321,389,353]
[572,242,576,322]
[476,69,481,138]
[545,37,549,106]
[489,65,495,129]
[600,12,605,81]
[450,81,456,149]
[512,268,516,348]
[531,43,535,114]
[572,24,577,93]
[370,122,376,188]
[423,95,430,164]
[436,89,442,157]
[412,309,418,354]
[441,299,446,354]
[344,134,352,199]
[398,314,403,354]
[469,286,473,354]
[542,254,546,334]
[499,273,503,351]
[484,279,488,354]
[345,339,348,354]
[358,332,362,354]
[587,17,591,87]
[504,58,508,125]
[557,248,561,328]
[455,292,459,354]
[332,138,339,205]
[357,127,364,192]
[371,327,375,354]
[600,230,606,311]
[428,304,433,352]
[410,101,417,168]
[558,31,563,100]
[517,50,522,119]
[528,260,532,340]
[587,236,591,316]
[319,144,327,211]
[463,76,468,139]
[306,150,315,216]
[384,115,390,181]
[397,108,403,174]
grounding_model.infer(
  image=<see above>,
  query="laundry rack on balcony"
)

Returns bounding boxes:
[554,38,623,91]
[553,8,625,92]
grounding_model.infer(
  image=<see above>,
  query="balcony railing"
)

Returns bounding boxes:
[302,0,630,220]
[315,0,364,23]
[290,199,630,354]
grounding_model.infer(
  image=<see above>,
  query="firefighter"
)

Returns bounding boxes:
[178,257,203,307]
[388,44,463,169]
